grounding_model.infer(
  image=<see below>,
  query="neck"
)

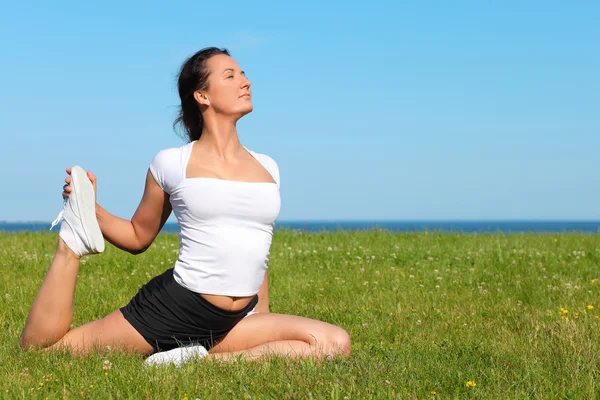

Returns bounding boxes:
[197,116,242,158]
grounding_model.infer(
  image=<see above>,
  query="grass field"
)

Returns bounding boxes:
[1,230,599,399]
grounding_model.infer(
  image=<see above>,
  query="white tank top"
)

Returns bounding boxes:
[149,141,281,296]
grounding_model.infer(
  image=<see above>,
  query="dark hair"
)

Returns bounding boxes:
[174,47,230,142]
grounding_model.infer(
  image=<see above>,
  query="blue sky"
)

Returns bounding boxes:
[1,1,598,222]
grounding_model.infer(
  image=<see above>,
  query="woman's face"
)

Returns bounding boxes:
[200,54,253,118]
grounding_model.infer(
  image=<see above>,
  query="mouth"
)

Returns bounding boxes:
[239,93,251,98]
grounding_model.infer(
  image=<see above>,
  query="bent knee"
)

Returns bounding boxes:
[19,334,44,351]
[317,327,351,358]
[20,331,62,351]
[330,327,351,356]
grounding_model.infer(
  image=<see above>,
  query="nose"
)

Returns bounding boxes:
[242,76,251,89]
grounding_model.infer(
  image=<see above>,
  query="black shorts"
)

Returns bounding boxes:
[120,268,258,352]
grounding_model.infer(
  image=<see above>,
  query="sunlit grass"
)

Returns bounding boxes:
[1,231,599,398]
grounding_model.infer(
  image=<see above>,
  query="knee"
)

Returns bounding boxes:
[327,327,352,357]
[19,334,37,351]
[19,332,52,351]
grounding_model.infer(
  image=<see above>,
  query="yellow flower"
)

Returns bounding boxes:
[465,381,476,388]
[560,307,569,315]
[430,391,437,395]
[587,305,594,310]
[592,279,597,284]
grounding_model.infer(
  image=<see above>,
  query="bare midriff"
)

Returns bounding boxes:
[200,294,254,312]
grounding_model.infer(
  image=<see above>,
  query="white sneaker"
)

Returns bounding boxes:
[50,165,105,257]
[144,345,209,367]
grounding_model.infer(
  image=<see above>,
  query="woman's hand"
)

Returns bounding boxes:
[62,168,97,201]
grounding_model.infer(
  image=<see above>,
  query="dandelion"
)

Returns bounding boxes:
[592,279,597,284]
[465,381,476,388]
[430,391,437,395]
[587,305,594,310]
[560,307,569,315]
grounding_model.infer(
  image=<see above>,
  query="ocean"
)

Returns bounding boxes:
[1,221,599,234]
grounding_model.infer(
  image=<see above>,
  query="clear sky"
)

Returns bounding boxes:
[0,1,598,222]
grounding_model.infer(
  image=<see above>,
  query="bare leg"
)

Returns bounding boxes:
[208,340,321,361]
[21,239,82,349]
[208,313,351,361]
[20,238,152,354]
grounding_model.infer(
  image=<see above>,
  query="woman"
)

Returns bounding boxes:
[20,47,351,364]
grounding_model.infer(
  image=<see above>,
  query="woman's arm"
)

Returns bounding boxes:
[95,170,172,254]
[255,271,270,313]
[64,168,172,254]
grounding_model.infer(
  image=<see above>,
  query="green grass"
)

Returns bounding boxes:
[1,230,599,399]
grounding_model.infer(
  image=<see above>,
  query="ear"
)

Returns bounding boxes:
[193,91,210,106]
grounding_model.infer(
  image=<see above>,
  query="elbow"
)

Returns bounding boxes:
[128,246,148,255]
[127,241,151,255]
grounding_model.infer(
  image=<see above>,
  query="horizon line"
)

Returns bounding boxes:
[2,219,600,224]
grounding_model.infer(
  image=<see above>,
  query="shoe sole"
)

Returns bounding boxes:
[71,166,105,253]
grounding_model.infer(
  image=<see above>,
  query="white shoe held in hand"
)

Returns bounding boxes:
[50,165,105,257]
[144,345,209,367]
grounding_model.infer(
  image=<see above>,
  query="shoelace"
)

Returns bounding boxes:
[50,200,67,230]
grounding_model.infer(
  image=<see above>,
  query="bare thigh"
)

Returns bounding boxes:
[211,313,349,353]
[48,311,154,355]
